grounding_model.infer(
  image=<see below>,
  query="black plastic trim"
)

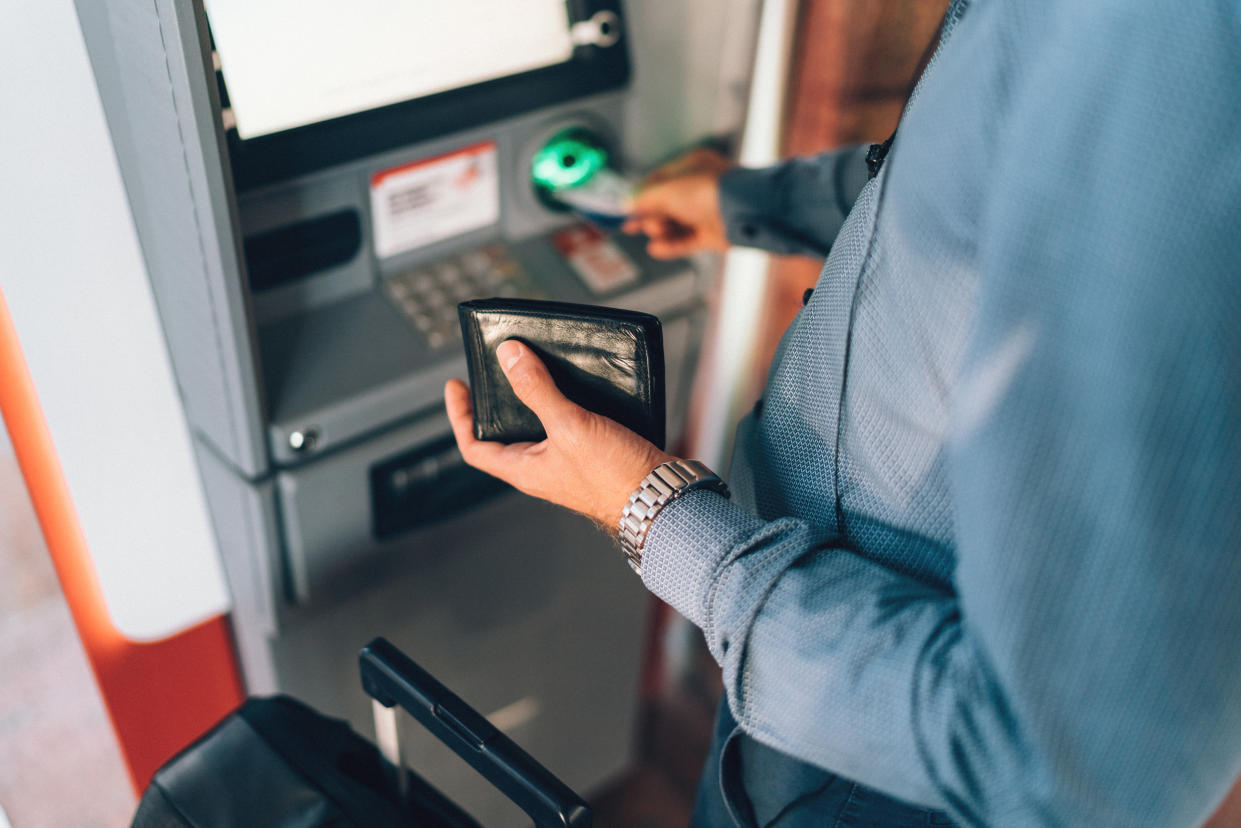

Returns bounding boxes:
[221,0,630,192]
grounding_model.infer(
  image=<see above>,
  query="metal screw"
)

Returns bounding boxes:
[289,427,320,453]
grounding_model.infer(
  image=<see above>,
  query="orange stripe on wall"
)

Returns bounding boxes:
[0,287,244,792]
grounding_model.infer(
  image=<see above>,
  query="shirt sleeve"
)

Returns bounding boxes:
[717,145,871,258]
[640,4,1241,825]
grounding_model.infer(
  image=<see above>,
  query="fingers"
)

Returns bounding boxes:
[623,189,700,257]
[620,214,654,235]
[623,178,719,258]
[647,237,701,260]
[444,377,474,439]
[624,214,687,245]
[643,215,680,239]
[444,378,508,468]
[625,184,690,239]
[627,214,701,259]
[446,376,554,500]
[627,182,677,218]
[444,377,478,457]
[641,148,730,187]
[638,159,692,188]
[496,340,583,431]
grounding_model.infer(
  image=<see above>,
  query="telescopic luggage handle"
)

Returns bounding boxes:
[359,638,593,828]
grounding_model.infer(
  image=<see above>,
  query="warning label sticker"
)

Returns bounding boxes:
[370,141,500,259]
[551,224,639,295]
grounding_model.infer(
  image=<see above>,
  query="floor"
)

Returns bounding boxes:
[0,431,136,827]
[7,425,1239,828]
[0,423,720,828]
[593,629,723,828]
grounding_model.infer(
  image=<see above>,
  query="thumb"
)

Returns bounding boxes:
[497,340,579,429]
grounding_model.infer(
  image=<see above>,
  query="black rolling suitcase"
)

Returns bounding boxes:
[131,638,591,827]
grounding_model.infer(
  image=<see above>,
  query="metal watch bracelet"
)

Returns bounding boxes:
[617,459,730,575]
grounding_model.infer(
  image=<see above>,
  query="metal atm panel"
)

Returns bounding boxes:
[275,312,700,610]
[76,1,734,823]
[74,0,269,477]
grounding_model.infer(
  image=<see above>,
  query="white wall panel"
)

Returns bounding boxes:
[0,0,230,641]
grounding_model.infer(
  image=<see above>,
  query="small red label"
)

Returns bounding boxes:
[552,224,638,295]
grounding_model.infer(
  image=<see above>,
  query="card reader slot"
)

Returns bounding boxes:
[244,209,362,291]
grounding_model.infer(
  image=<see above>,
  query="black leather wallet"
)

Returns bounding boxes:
[458,298,666,447]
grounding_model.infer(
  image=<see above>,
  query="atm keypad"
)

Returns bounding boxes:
[384,244,544,348]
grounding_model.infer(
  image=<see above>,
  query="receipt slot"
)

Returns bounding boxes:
[74,0,756,823]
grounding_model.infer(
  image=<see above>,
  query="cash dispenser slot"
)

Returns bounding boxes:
[370,436,508,539]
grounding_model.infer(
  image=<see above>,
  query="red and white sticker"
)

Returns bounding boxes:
[370,141,500,259]
[552,224,639,295]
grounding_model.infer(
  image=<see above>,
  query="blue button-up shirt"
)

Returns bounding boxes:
[640,1,1241,824]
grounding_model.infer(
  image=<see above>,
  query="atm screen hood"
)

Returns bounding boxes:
[208,0,630,191]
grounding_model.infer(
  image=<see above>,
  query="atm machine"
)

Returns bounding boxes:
[73,0,753,824]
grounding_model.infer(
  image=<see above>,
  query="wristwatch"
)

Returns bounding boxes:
[618,459,730,575]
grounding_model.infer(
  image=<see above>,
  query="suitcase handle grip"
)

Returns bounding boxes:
[359,638,593,828]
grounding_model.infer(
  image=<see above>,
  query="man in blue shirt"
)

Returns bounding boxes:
[446,1,1241,824]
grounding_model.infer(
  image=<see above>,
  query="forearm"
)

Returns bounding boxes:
[718,145,871,258]
[642,466,1241,826]
[641,490,986,814]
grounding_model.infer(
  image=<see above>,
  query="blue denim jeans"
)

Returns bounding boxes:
[691,701,955,828]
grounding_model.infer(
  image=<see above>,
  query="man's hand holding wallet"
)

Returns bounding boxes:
[445,299,676,528]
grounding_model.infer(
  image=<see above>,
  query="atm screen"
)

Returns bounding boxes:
[207,0,576,139]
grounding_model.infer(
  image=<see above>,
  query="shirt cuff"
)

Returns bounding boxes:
[718,166,783,251]
[639,487,766,629]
